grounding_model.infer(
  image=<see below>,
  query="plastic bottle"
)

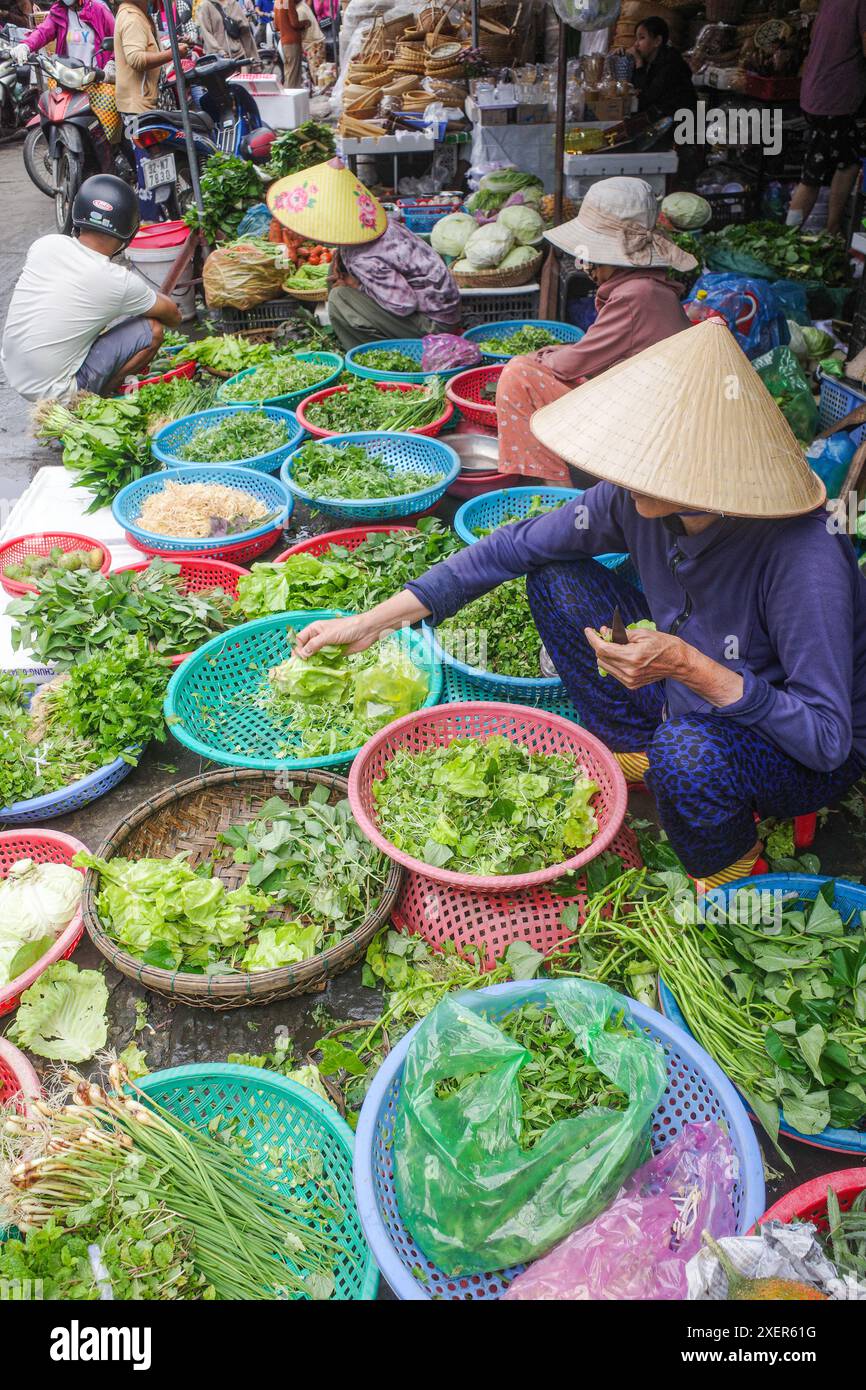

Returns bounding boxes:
[685,290,727,326]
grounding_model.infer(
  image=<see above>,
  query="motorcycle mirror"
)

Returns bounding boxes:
[99,36,114,52]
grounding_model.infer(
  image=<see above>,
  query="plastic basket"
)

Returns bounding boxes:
[113,556,249,667]
[453,486,630,570]
[280,431,460,524]
[459,286,540,328]
[348,701,627,892]
[121,359,197,393]
[135,1063,378,1300]
[345,339,466,384]
[276,523,418,562]
[296,382,454,440]
[396,197,460,233]
[658,873,866,1155]
[0,828,88,1016]
[114,466,292,556]
[217,352,344,412]
[0,533,111,598]
[151,404,304,474]
[0,753,134,830]
[754,1169,866,1232]
[165,611,443,772]
[0,1037,41,1110]
[212,298,300,331]
[818,371,866,448]
[445,364,503,428]
[463,319,584,364]
[354,980,766,1299]
[436,636,582,721]
[127,528,284,565]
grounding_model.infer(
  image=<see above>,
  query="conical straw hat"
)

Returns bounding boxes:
[267,157,387,246]
[530,318,826,518]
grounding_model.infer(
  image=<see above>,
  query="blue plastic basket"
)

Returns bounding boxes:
[453,486,629,571]
[345,340,466,384]
[150,405,304,475]
[817,371,866,448]
[0,754,133,827]
[280,432,461,524]
[659,873,866,1156]
[354,980,766,1300]
[433,629,582,720]
[113,466,292,554]
[164,610,443,772]
[396,198,460,234]
[463,319,584,364]
[217,352,344,412]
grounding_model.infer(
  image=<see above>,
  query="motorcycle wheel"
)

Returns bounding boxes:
[23,126,54,198]
[54,149,82,234]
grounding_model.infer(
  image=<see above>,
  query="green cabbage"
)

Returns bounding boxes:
[269,645,351,705]
[661,192,712,230]
[464,222,515,270]
[7,959,108,1062]
[497,204,544,246]
[498,246,541,269]
[430,211,477,258]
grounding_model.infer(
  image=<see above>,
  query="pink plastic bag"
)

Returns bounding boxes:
[502,1122,737,1301]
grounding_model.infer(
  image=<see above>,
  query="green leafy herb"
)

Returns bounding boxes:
[180,411,289,463]
[438,578,541,678]
[266,121,335,178]
[46,635,172,764]
[478,326,560,355]
[470,491,562,538]
[184,152,262,242]
[303,377,446,433]
[291,440,442,500]
[221,355,332,404]
[703,220,848,285]
[352,348,419,372]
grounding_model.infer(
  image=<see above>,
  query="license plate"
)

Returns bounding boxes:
[143,152,176,190]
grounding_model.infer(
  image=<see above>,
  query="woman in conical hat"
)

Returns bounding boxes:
[288,319,866,887]
[495,175,698,487]
[267,158,461,351]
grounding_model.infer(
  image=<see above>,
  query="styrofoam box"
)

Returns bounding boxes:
[231,75,309,130]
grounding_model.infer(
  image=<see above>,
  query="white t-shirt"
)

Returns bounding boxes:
[2,236,157,402]
[65,10,97,67]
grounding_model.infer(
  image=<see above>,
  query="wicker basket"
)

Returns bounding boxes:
[81,768,402,1009]
[284,285,329,303]
[453,252,543,289]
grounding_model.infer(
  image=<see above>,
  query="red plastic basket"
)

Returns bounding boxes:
[446,364,503,430]
[751,1169,866,1234]
[0,1036,41,1111]
[0,533,111,597]
[113,556,249,666]
[348,701,627,892]
[121,360,197,393]
[295,382,454,439]
[276,524,418,562]
[0,829,89,1017]
[125,527,284,565]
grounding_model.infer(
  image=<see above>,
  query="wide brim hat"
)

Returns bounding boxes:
[267,157,387,245]
[544,175,697,272]
[530,318,826,519]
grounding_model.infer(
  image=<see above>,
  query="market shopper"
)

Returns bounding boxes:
[630,17,697,122]
[291,319,866,887]
[114,0,189,117]
[273,0,325,88]
[786,0,866,237]
[495,177,695,485]
[1,175,182,403]
[267,158,461,350]
[197,0,258,62]
[15,0,115,70]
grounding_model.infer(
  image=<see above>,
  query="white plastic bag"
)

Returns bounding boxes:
[550,0,620,29]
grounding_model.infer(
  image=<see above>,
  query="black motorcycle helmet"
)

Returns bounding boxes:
[72,174,140,245]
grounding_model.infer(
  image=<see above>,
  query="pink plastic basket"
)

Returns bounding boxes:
[295,382,454,440]
[0,829,89,1017]
[276,524,418,562]
[446,364,503,430]
[751,1169,866,1234]
[348,701,627,892]
[0,1036,41,1111]
[0,533,111,597]
[125,527,284,565]
[113,556,249,666]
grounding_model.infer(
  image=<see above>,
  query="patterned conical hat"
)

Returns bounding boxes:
[530,318,826,518]
[267,157,387,245]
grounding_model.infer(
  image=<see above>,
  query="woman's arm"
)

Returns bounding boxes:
[584,627,745,705]
[22,13,58,50]
[293,590,429,659]
[534,292,637,383]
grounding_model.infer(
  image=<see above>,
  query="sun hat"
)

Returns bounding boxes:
[267,156,387,246]
[544,176,697,273]
[530,317,826,519]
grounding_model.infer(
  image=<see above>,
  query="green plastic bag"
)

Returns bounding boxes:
[393,979,668,1275]
[753,345,818,444]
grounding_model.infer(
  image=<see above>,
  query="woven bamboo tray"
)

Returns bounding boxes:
[284,285,328,303]
[453,251,543,289]
[81,768,402,1009]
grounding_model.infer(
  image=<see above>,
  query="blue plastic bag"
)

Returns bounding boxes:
[236,203,273,240]
[685,274,789,359]
[805,432,857,499]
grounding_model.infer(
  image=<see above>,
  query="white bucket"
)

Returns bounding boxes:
[125,240,196,322]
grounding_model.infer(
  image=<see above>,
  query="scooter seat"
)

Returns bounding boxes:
[135,108,213,134]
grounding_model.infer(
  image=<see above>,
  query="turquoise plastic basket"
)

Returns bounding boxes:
[354,981,766,1300]
[659,874,866,1156]
[345,340,467,384]
[165,610,443,771]
[463,319,584,364]
[280,431,461,524]
[150,404,304,474]
[434,632,582,720]
[217,352,343,411]
[453,486,629,570]
[113,466,292,554]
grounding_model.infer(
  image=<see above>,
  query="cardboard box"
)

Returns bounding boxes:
[475,105,514,125]
[590,96,631,121]
[515,104,550,124]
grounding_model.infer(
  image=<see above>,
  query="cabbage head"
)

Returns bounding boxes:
[430,211,477,258]
[498,246,539,269]
[463,222,515,270]
[497,204,544,246]
[660,192,712,230]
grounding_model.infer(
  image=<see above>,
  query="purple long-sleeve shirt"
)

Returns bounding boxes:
[406,483,866,772]
[341,218,461,325]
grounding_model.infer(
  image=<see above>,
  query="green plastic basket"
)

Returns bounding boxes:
[136,1065,378,1299]
[164,610,443,771]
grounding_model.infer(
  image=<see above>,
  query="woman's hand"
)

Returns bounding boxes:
[584,626,690,690]
[293,614,375,659]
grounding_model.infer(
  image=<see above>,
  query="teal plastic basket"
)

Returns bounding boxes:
[345,340,467,384]
[435,634,582,720]
[463,319,584,364]
[165,610,443,771]
[150,404,304,474]
[280,431,461,524]
[217,352,344,411]
[454,486,629,570]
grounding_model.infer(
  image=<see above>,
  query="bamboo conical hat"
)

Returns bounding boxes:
[530,317,826,518]
[267,157,387,246]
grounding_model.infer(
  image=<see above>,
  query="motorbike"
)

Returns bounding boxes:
[0,30,38,140]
